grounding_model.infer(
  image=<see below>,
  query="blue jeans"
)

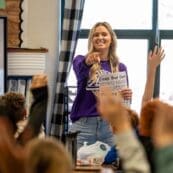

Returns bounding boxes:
[69,116,114,150]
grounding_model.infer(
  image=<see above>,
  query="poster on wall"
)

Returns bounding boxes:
[0,17,7,95]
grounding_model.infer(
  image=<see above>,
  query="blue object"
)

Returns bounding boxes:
[103,145,119,164]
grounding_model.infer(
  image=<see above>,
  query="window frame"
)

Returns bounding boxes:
[64,0,173,116]
[74,0,173,98]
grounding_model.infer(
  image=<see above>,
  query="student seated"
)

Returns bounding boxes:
[0,74,49,173]
[25,137,73,173]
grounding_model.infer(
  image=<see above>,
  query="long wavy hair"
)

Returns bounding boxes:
[87,22,119,82]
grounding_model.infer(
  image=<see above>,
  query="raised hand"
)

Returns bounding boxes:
[148,45,165,70]
[141,46,165,107]
[97,85,131,133]
[30,74,48,89]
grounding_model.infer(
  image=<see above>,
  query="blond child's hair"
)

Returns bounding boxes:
[26,137,73,173]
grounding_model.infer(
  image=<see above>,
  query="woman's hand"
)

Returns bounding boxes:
[85,52,100,66]
[120,88,132,100]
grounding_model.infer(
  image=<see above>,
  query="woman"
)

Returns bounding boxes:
[69,22,132,149]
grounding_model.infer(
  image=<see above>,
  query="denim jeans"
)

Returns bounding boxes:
[69,116,114,150]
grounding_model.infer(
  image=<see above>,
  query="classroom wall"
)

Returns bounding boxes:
[21,0,61,134]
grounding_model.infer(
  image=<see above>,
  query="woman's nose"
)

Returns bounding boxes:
[98,34,103,39]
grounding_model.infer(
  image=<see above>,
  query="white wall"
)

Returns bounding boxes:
[21,0,61,134]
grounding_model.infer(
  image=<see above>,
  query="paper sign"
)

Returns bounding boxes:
[86,71,131,107]
[99,71,128,91]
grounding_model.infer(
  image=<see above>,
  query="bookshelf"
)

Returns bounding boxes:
[7,47,48,113]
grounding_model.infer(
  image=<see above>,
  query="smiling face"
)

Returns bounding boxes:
[92,25,112,54]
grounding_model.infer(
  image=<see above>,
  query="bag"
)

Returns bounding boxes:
[77,141,110,165]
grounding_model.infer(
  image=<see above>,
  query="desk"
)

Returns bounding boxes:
[73,171,99,173]
[73,165,101,173]
[73,165,121,173]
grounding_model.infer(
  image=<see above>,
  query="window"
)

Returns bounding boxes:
[117,39,147,113]
[160,40,173,105]
[159,0,173,29]
[0,17,7,95]
[67,0,173,114]
[67,39,148,113]
[81,0,152,29]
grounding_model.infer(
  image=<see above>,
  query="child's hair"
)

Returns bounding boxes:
[0,92,26,132]
[126,108,139,129]
[140,99,173,137]
[139,99,171,136]
[26,137,73,173]
[3,92,26,122]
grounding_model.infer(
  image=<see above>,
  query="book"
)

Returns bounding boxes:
[25,79,33,115]
[99,71,128,91]
[0,69,4,95]
[86,71,131,107]
[86,71,128,91]
[8,79,18,92]
[99,71,131,107]
[17,79,26,96]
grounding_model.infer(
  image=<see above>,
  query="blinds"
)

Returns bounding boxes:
[8,52,47,76]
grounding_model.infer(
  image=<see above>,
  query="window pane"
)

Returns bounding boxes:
[159,0,173,29]
[117,39,148,113]
[160,40,173,104]
[67,39,148,114]
[81,0,152,29]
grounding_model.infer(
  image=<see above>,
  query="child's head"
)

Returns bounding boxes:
[3,92,26,123]
[0,92,26,132]
[139,99,164,137]
[26,137,73,173]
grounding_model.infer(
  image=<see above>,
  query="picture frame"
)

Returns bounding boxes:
[0,16,7,95]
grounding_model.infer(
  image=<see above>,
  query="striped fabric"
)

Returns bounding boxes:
[50,0,85,138]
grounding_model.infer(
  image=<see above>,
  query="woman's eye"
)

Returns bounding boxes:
[93,32,108,37]
[93,33,99,37]
[102,33,107,37]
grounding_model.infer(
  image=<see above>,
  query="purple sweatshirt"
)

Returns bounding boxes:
[70,55,129,122]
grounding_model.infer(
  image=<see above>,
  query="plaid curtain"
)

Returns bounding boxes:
[50,0,85,138]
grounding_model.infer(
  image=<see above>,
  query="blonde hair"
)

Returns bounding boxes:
[88,22,119,81]
[26,137,73,173]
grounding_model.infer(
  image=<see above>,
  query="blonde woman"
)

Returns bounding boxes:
[69,22,132,149]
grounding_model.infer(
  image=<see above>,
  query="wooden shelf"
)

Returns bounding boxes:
[7,47,48,53]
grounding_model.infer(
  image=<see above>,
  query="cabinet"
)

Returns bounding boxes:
[7,47,48,112]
